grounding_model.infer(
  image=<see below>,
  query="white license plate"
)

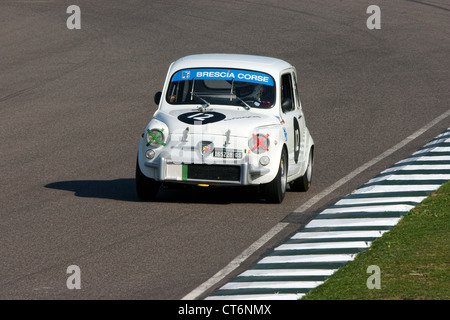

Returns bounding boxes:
[214,149,243,159]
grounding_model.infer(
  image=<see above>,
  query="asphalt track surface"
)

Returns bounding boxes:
[1,0,449,299]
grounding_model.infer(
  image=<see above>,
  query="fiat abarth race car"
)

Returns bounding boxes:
[136,54,314,203]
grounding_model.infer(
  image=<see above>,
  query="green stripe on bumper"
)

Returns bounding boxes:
[182,164,188,181]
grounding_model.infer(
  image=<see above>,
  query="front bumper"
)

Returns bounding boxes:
[145,157,247,185]
[143,156,271,186]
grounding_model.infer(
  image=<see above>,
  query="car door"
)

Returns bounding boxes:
[291,70,307,168]
[280,70,304,176]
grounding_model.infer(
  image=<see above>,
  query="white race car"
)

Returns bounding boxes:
[136,54,314,203]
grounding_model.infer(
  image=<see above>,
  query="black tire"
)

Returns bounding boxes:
[136,159,160,201]
[290,148,313,192]
[264,148,288,203]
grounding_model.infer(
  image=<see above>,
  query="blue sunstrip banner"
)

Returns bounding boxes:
[171,68,274,86]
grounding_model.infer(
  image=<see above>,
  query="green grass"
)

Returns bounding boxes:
[302,181,450,300]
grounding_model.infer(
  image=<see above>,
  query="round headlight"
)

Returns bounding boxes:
[146,128,166,148]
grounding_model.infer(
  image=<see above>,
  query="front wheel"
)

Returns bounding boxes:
[264,148,288,203]
[136,159,160,201]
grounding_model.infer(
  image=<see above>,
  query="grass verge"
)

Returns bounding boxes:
[302,181,450,300]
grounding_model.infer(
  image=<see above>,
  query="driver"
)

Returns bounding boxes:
[250,84,272,107]
[235,82,273,108]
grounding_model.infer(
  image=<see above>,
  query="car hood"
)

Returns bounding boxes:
[154,106,280,138]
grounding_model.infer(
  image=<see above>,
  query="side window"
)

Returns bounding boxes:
[281,73,295,112]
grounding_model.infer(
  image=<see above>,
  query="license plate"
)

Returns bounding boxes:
[214,149,243,159]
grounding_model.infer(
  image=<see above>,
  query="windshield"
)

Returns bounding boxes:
[166,68,275,109]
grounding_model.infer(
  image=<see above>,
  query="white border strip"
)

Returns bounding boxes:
[336,197,426,205]
[221,281,324,290]
[259,254,356,264]
[291,230,388,240]
[305,217,401,228]
[275,241,371,250]
[239,269,337,277]
[369,174,450,182]
[206,293,305,300]
[353,184,441,194]
[320,204,414,214]
[382,164,450,173]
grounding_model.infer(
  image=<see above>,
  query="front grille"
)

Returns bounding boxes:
[187,164,241,182]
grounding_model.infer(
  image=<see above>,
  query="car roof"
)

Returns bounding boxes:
[169,54,294,76]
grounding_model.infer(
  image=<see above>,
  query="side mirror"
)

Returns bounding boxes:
[154,91,162,105]
[281,98,293,112]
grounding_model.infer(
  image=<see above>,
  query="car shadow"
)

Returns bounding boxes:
[44,179,265,204]
[45,178,140,202]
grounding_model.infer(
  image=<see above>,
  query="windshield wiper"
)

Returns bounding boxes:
[192,92,211,107]
[235,96,251,110]
[230,77,235,102]
[190,77,211,110]
[229,78,250,110]
[190,77,196,101]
